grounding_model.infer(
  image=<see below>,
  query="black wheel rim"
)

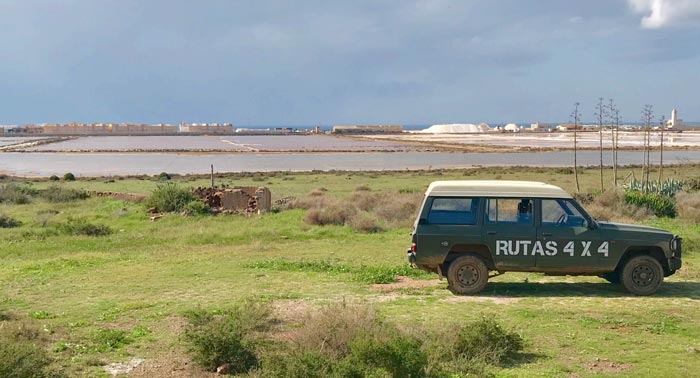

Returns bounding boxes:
[457,264,479,287]
[632,264,655,287]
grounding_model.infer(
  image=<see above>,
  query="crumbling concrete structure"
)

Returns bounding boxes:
[193,186,271,214]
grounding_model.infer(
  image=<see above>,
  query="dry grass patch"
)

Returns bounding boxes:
[676,192,700,223]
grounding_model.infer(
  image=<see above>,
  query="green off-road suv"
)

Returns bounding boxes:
[407,181,682,295]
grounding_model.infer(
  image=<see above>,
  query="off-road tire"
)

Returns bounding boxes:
[601,271,621,284]
[621,255,663,296]
[446,255,488,295]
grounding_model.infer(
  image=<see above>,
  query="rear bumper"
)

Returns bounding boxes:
[407,249,416,265]
[669,236,683,272]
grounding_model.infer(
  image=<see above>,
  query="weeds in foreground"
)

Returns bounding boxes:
[217,302,524,377]
[144,182,197,213]
[183,302,273,373]
[0,315,63,378]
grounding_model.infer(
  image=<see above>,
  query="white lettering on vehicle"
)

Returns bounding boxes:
[581,241,592,257]
[494,240,611,258]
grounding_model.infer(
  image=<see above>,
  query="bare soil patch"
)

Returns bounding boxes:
[369,276,442,292]
[585,359,632,373]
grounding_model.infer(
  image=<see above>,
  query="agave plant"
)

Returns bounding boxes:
[624,178,685,197]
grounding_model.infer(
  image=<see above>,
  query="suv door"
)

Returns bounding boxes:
[535,198,608,272]
[482,198,536,269]
[416,197,482,267]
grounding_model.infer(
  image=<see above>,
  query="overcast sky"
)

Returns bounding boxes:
[1,0,699,125]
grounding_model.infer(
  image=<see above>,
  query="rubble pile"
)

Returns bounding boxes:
[193,185,271,214]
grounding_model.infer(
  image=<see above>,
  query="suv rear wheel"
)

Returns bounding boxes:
[621,255,663,296]
[447,255,488,295]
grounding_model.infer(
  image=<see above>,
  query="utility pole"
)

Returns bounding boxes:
[571,102,581,193]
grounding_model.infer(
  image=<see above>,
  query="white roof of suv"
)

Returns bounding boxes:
[425,180,572,199]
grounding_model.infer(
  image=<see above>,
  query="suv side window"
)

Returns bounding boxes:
[427,197,479,225]
[485,198,533,225]
[541,199,588,227]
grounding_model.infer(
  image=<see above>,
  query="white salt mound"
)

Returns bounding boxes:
[420,123,490,133]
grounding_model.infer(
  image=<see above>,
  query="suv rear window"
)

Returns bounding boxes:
[428,198,479,225]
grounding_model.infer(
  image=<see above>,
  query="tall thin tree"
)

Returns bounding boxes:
[608,99,619,186]
[659,115,666,181]
[641,105,654,192]
[570,102,581,192]
[595,97,606,192]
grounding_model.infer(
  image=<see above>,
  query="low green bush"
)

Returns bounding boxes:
[0,184,36,204]
[0,319,58,378]
[157,172,171,181]
[334,333,427,378]
[49,175,60,181]
[452,318,523,365]
[184,200,212,215]
[39,186,88,203]
[0,214,21,228]
[183,303,272,373]
[62,173,76,181]
[144,183,196,213]
[624,190,676,218]
[57,218,112,237]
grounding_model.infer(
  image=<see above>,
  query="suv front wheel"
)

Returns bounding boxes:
[447,255,488,295]
[621,255,663,296]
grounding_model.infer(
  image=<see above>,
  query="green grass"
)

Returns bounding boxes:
[1,166,700,377]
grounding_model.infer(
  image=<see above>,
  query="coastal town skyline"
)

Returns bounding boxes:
[1,1,699,125]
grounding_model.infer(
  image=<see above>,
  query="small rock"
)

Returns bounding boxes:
[688,347,699,353]
[216,363,232,374]
[149,214,163,222]
[147,207,158,213]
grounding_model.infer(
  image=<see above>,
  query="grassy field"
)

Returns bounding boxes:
[1,165,700,377]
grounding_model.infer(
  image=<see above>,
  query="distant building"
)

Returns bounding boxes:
[331,125,403,134]
[179,123,233,134]
[666,108,684,129]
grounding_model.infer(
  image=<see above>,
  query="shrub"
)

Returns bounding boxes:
[0,184,35,204]
[335,334,427,378]
[49,175,60,181]
[0,319,55,378]
[157,172,171,181]
[183,200,212,215]
[183,303,272,373]
[57,218,112,237]
[144,183,196,213]
[0,214,21,228]
[290,303,382,359]
[452,318,523,365]
[374,192,423,227]
[258,351,332,378]
[304,201,356,226]
[585,189,652,222]
[39,186,88,203]
[62,173,76,181]
[624,190,675,218]
[348,212,384,233]
[676,192,700,223]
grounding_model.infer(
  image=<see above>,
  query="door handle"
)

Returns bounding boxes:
[487,231,497,235]
[541,232,552,237]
